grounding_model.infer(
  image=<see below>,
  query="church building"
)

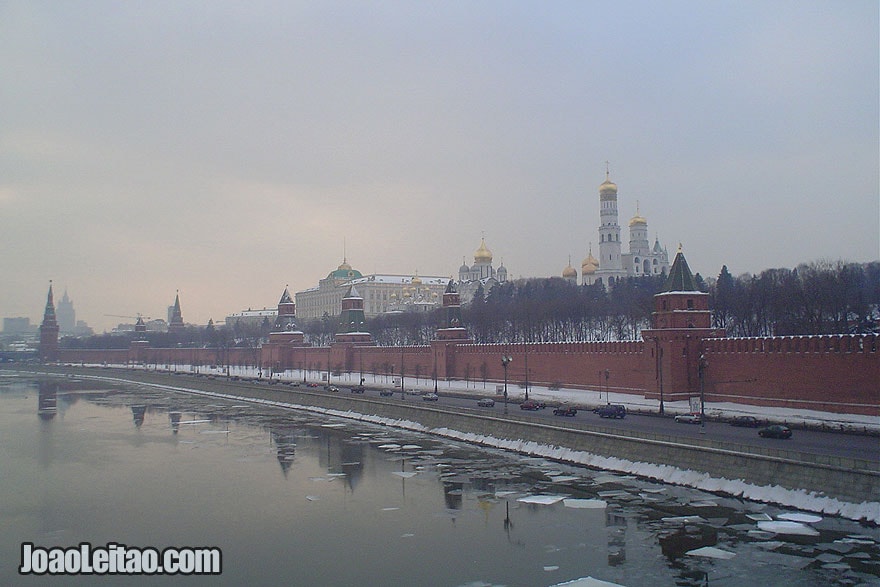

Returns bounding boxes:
[580,170,669,286]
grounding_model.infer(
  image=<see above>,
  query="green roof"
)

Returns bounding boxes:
[661,249,700,292]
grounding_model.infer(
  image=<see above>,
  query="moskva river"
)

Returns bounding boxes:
[2,373,878,586]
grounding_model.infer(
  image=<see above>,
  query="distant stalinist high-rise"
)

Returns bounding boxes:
[56,288,76,334]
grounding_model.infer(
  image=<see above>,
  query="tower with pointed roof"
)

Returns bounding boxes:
[334,285,372,344]
[39,281,60,362]
[168,291,185,333]
[641,247,726,406]
[274,286,297,331]
[435,280,472,342]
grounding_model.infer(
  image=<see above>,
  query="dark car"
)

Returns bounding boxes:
[519,400,544,410]
[597,404,627,419]
[730,416,759,428]
[553,406,577,417]
[379,389,394,397]
[351,385,365,394]
[477,398,495,407]
[759,425,792,439]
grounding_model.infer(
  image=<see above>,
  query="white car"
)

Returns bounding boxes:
[674,413,701,424]
[422,393,439,401]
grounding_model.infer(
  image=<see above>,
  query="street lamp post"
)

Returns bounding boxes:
[501,355,513,412]
[433,348,438,394]
[604,369,610,404]
[699,354,707,434]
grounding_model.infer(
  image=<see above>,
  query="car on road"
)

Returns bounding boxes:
[351,386,365,394]
[674,413,702,424]
[326,385,339,392]
[477,398,495,407]
[307,382,319,388]
[379,389,394,397]
[422,393,439,401]
[758,424,792,439]
[730,415,759,428]
[519,400,545,410]
[597,404,627,419]
[553,406,577,417]
[405,389,423,396]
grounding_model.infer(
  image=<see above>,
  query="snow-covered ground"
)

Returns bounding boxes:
[56,362,880,524]
[91,362,879,432]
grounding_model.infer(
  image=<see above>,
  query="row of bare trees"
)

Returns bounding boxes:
[711,261,879,336]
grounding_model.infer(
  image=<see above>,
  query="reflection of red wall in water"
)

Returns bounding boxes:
[56,332,879,416]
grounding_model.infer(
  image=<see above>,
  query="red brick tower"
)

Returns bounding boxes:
[641,247,725,410]
[273,286,297,332]
[39,281,60,362]
[434,280,472,342]
[334,285,372,344]
[432,279,473,381]
[168,291,185,334]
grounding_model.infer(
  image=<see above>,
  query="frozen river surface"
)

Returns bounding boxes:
[1,373,878,586]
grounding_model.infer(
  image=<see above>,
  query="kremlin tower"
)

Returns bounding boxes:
[39,282,60,362]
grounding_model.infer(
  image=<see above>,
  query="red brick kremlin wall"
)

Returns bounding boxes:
[55,332,879,416]
[701,334,878,415]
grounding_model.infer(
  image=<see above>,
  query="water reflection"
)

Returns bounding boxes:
[37,381,57,421]
[3,376,878,586]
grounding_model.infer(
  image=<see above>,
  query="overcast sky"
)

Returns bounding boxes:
[2,1,877,332]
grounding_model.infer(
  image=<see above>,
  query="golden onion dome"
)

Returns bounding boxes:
[563,264,577,278]
[582,251,599,274]
[411,275,422,285]
[629,214,647,227]
[337,259,352,271]
[599,173,617,194]
[474,238,493,263]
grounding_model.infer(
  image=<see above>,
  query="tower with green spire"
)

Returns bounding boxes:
[641,246,726,407]
[334,285,372,344]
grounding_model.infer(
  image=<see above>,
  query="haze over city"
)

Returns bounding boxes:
[2,1,877,332]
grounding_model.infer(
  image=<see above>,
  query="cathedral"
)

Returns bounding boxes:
[457,237,509,303]
[579,170,669,286]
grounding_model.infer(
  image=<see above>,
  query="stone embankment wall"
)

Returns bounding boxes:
[33,367,880,509]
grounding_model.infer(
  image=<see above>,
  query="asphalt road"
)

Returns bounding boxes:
[330,384,879,464]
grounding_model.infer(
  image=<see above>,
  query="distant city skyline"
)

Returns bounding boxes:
[2,2,877,332]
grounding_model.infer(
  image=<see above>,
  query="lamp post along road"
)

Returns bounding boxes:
[501,355,513,412]
[699,354,707,434]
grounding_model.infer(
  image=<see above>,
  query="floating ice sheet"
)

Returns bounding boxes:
[661,516,706,524]
[517,495,566,505]
[551,577,627,587]
[563,499,607,509]
[778,512,823,524]
[746,513,773,522]
[757,521,820,536]
[392,471,418,478]
[549,475,580,483]
[686,546,736,560]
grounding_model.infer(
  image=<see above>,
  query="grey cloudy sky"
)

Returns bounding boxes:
[2,1,877,332]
